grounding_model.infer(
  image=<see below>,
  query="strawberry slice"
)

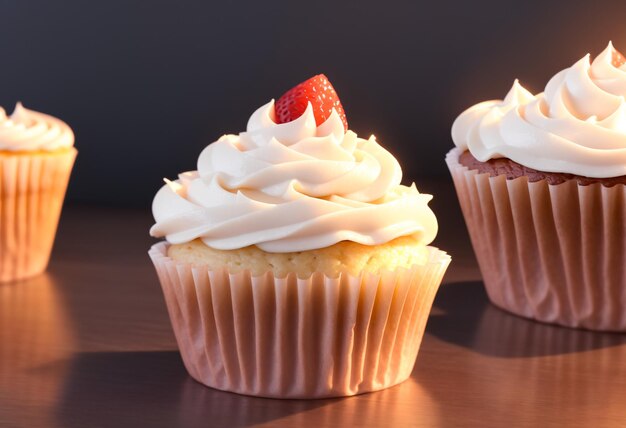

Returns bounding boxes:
[275,74,348,131]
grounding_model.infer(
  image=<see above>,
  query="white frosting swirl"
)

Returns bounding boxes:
[0,103,74,151]
[150,100,437,252]
[452,42,626,178]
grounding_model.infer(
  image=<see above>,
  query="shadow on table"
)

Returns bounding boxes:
[56,351,338,428]
[427,281,626,358]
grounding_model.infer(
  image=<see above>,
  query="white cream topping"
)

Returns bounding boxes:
[452,42,626,178]
[151,100,438,252]
[0,103,74,151]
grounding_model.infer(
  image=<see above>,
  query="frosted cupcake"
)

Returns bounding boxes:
[0,103,76,282]
[448,42,626,331]
[149,74,450,398]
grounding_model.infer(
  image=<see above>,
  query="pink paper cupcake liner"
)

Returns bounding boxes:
[149,242,450,398]
[0,149,77,282]
[446,147,626,331]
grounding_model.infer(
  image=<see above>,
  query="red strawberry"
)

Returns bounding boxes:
[275,74,348,131]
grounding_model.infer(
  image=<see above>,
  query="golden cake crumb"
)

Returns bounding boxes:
[167,235,429,278]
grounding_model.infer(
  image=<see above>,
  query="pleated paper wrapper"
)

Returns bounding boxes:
[0,149,76,282]
[446,147,626,331]
[149,242,450,399]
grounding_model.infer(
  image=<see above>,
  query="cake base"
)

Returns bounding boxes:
[458,150,626,186]
[447,147,626,331]
[149,241,450,398]
[0,149,76,282]
[168,235,430,278]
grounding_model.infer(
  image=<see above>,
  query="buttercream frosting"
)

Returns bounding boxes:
[452,42,626,178]
[0,103,74,151]
[151,100,437,252]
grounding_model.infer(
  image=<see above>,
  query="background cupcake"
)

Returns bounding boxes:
[448,42,626,331]
[149,75,450,398]
[0,103,76,282]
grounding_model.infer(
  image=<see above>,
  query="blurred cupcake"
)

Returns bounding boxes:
[448,42,626,331]
[0,103,76,282]
[149,74,450,398]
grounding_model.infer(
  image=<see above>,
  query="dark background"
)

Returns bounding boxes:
[0,0,623,206]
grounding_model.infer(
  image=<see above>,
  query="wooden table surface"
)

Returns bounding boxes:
[1,180,624,428]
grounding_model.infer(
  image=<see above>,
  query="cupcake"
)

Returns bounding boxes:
[149,74,450,398]
[448,42,626,331]
[0,103,76,282]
